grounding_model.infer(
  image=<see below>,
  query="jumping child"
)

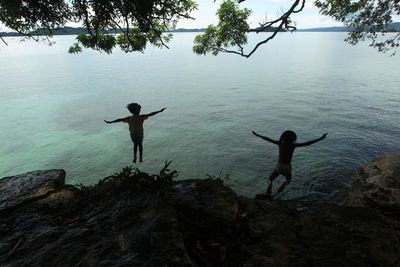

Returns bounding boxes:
[252,130,327,196]
[105,103,166,163]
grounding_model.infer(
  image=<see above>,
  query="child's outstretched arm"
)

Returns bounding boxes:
[252,131,279,145]
[145,108,166,117]
[296,133,327,147]
[104,117,129,124]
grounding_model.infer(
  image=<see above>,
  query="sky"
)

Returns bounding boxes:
[175,0,343,29]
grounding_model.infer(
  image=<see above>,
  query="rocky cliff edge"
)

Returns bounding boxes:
[1,154,400,266]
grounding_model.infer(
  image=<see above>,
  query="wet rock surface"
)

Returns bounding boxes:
[1,155,400,266]
[0,169,65,212]
[343,152,400,210]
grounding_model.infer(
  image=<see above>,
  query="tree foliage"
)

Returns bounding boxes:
[194,0,305,58]
[0,0,306,56]
[193,0,251,56]
[0,0,197,53]
[1,0,399,56]
[0,0,71,45]
[315,0,400,54]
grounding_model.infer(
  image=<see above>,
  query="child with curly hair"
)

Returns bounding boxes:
[105,103,166,163]
[252,130,327,196]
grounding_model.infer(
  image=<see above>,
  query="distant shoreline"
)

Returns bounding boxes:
[298,22,400,32]
[0,27,207,37]
[1,23,399,37]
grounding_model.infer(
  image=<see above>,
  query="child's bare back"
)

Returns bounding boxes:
[252,130,327,196]
[105,103,166,163]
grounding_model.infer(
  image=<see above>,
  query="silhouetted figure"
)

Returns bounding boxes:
[252,130,327,196]
[105,103,166,163]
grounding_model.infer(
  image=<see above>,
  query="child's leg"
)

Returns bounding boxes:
[266,171,279,196]
[133,143,138,163]
[277,175,291,193]
[139,144,143,162]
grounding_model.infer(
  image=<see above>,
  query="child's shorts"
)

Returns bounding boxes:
[130,132,144,144]
[274,163,292,179]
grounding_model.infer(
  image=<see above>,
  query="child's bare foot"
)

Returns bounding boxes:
[139,158,143,162]
[132,159,137,163]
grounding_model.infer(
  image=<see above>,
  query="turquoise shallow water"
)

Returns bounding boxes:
[1,32,399,202]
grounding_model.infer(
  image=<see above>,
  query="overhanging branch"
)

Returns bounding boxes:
[228,0,306,58]
[0,35,8,46]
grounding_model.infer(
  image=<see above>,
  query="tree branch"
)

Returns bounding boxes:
[148,21,170,49]
[0,35,8,46]
[238,0,305,58]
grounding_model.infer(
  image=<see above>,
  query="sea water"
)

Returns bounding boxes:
[1,32,399,202]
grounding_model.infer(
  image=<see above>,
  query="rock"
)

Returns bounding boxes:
[165,179,239,266]
[0,169,66,212]
[166,179,238,228]
[149,205,193,266]
[343,152,400,210]
[1,164,400,266]
[0,174,194,266]
[242,255,276,266]
[238,199,400,266]
[255,194,272,200]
